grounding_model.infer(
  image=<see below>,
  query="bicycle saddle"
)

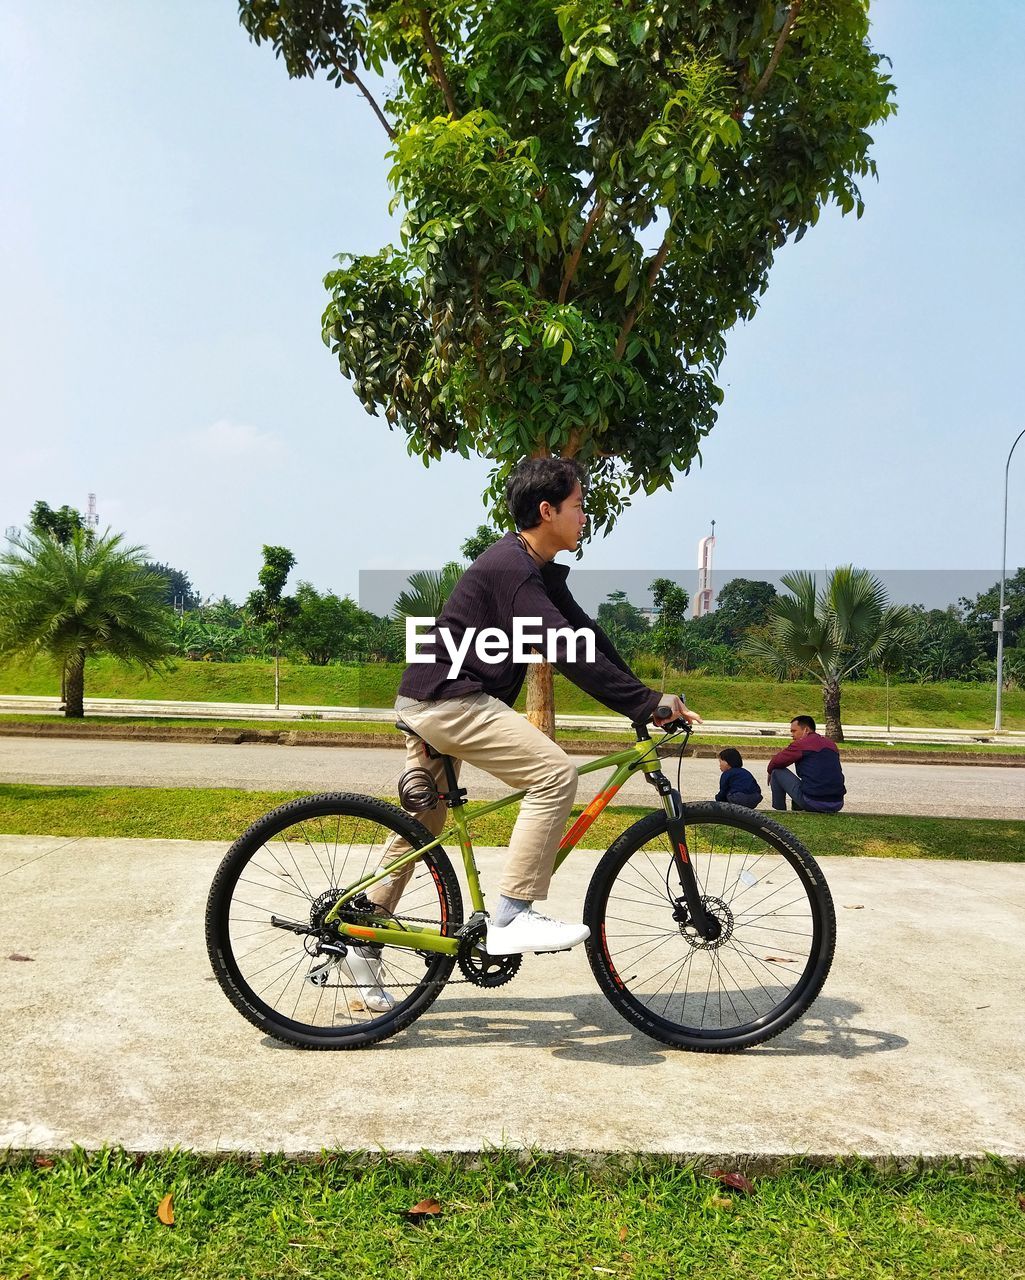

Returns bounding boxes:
[394,720,446,760]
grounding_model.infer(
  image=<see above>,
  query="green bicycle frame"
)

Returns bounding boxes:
[321,734,676,956]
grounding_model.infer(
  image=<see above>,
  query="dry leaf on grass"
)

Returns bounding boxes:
[156,1193,175,1226]
[711,1170,755,1196]
[1017,1194,1025,1212]
[405,1198,442,1224]
[34,1157,54,1169]
[618,1225,628,1242]
[710,1195,734,1210]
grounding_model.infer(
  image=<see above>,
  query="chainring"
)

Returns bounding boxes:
[456,924,522,988]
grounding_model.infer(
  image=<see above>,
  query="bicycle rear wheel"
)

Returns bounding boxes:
[584,802,835,1051]
[205,793,462,1049]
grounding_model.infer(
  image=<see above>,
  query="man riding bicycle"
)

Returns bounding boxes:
[358,458,702,1007]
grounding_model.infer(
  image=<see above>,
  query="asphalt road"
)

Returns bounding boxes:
[1,736,1022,819]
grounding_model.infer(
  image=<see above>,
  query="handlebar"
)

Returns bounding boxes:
[631,700,692,739]
[654,702,690,733]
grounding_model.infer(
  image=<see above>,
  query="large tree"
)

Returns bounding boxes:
[144,560,201,612]
[460,524,502,561]
[28,500,87,546]
[0,529,172,718]
[744,566,914,740]
[239,0,894,726]
[711,576,777,645]
[960,568,1025,662]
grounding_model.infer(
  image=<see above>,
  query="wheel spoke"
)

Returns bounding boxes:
[587,804,833,1049]
[207,799,461,1045]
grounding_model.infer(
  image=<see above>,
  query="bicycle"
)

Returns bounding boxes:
[205,707,836,1052]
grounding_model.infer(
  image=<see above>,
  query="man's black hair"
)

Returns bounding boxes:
[505,458,587,531]
[719,747,743,769]
[792,715,817,732]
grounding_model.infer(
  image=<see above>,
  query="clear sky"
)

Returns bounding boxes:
[2,1,1023,609]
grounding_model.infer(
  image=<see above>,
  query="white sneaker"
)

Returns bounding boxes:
[343,947,396,1013]
[485,909,590,956]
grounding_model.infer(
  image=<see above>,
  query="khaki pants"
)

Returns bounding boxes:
[368,692,578,912]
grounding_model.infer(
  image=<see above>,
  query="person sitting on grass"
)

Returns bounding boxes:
[766,715,846,813]
[713,747,762,808]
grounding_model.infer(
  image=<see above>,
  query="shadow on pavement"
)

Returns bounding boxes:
[260,993,907,1063]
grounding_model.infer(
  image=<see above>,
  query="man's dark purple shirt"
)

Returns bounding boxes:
[398,533,661,725]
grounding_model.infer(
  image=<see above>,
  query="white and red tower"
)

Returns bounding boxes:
[693,520,716,617]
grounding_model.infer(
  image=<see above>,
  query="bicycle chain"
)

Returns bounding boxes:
[314,911,480,990]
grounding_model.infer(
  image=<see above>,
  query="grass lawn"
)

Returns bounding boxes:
[3,655,1022,730]
[2,1150,1022,1279]
[1,783,1021,861]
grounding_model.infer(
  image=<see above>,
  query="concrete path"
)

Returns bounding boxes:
[1,835,1022,1157]
[2,736,1023,819]
[3,693,1022,745]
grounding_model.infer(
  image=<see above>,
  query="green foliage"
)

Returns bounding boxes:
[461,524,502,561]
[241,0,895,532]
[0,529,172,716]
[391,561,465,621]
[244,545,299,634]
[711,576,777,644]
[961,566,1025,659]
[885,606,980,684]
[287,581,384,665]
[596,588,648,660]
[648,576,690,680]
[28,500,87,546]
[143,560,200,611]
[745,566,916,739]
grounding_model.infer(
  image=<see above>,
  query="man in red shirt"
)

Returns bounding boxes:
[767,715,846,813]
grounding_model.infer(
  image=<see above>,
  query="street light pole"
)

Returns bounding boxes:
[995,427,1025,732]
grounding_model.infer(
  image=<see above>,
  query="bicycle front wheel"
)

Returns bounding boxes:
[205,793,462,1049]
[584,802,835,1052]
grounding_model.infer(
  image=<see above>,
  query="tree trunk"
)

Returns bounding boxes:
[65,651,86,718]
[885,675,891,734]
[823,679,843,742]
[274,649,280,710]
[525,659,555,738]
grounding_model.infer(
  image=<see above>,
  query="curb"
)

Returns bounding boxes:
[0,721,1022,766]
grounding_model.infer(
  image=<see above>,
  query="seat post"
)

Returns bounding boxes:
[396,719,467,808]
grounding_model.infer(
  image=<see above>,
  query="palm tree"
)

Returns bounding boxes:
[0,529,173,717]
[743,566,915,741]
[392,563,465,624]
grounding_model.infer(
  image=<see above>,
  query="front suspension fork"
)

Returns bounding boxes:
[662,791,717,940]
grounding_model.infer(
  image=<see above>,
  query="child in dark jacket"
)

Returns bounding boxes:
[714,747,762,808]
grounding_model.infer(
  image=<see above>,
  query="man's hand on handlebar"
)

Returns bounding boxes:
[651,694,703,729]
